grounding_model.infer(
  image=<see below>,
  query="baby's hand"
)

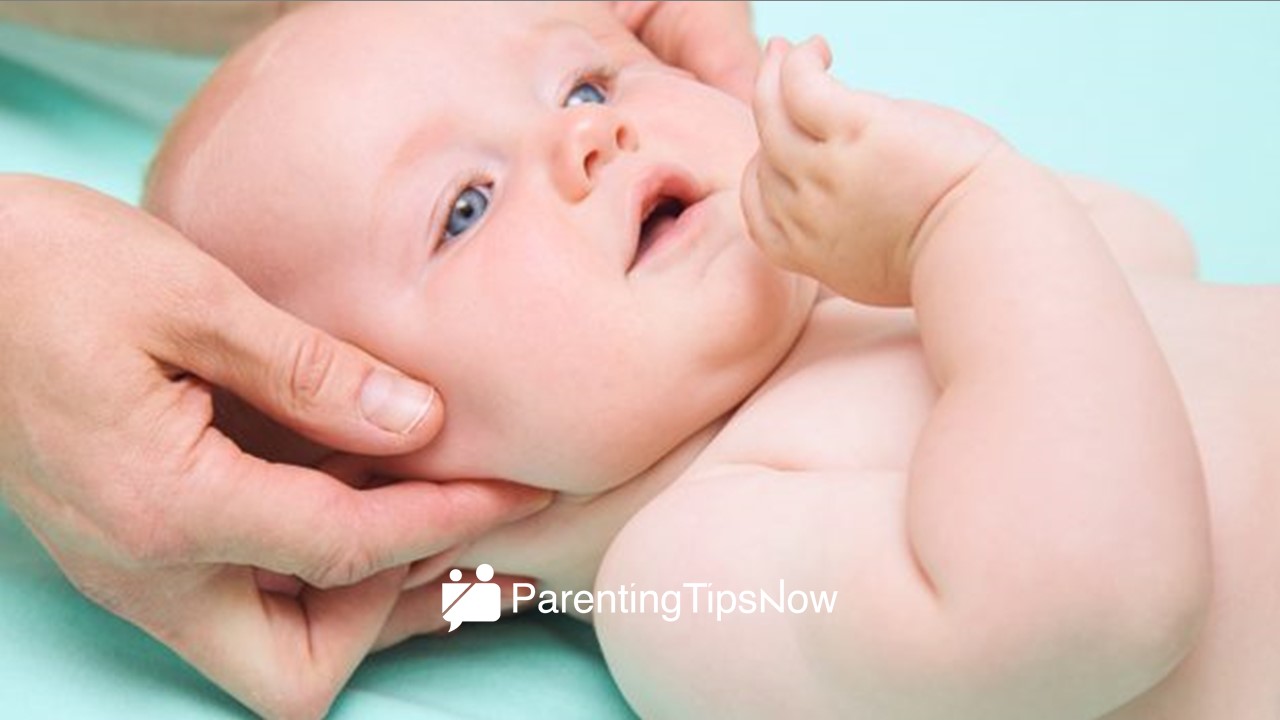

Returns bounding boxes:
[741,37,1000,306]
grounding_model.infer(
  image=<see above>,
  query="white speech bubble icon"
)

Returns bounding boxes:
[441,564,500,632]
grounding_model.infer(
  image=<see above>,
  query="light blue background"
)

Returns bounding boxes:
[756,1,1280,282]
[1,2,1277,719]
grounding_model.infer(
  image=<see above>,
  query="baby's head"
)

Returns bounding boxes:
[147,1,816,493]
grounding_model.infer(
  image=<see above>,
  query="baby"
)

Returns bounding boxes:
[145,2,1279,719]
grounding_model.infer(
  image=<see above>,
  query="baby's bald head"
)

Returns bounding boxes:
[145,1,649,311]
[145,2,373,308]
[141,1,804,494]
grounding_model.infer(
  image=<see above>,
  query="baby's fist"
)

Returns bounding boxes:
[741,36,906,304]
[741,37,1001,306]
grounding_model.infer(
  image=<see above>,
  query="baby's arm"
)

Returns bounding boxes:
[757,37,1210,710]
[601,39,1211,719]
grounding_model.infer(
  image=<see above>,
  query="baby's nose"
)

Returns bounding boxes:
[549,106,638,202]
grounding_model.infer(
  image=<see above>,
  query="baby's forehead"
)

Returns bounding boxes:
[148,2,651,299]
[234,1,648,142]
[267,2,631,79]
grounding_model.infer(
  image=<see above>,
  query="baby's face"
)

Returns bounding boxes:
[157,2,816,492]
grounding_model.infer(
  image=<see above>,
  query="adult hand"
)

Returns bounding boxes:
[613,0,761,102]
[0,175,550,719]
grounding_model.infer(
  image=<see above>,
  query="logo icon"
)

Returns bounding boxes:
[441,563,500,632]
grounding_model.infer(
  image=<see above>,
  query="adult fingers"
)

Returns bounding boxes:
[400,545,467,591]
[253,523,466,597]
[158,566,407,720]
[150,257,442,456]
[615,0,760,102]
[372,572,531,652]
[373,581,450,651]
[181,430,551,587]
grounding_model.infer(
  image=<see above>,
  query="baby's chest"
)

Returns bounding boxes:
[702,300,939,473]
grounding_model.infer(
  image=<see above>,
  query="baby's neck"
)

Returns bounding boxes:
[456,417,728,613]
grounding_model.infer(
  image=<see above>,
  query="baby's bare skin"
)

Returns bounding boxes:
[458,52,1278,720]
[461,233,1280,720]
[146,4,1275,717]
[608,282,1277,719]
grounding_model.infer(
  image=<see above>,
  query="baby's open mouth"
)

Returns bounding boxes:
[628,168,705,271]
[637,196,687,259]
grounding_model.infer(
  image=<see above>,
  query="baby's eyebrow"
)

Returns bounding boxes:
[371,14,618,238]
[531,15,628,72]
[368,111,457,270]
[385,19,592,181]
[387,113,455,181]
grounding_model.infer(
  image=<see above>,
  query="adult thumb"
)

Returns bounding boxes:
[150,260,442,455]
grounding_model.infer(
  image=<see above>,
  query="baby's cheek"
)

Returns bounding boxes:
[652,80,757,184]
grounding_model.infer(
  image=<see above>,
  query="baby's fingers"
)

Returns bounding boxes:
[741,153,797,272]
[780,36,887,142]
[752,38,813,173]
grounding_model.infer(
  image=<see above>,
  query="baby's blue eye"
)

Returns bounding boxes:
[443,184,491,241]
[564,80,607,107]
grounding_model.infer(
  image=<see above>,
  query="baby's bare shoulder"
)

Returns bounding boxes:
[690,298,937,476]
[592,304,947,715]
[595,461,934,717]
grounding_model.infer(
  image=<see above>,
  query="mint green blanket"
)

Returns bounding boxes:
[2,3,1276,717]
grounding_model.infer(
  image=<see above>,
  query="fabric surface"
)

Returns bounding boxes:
[2,3,1277,718]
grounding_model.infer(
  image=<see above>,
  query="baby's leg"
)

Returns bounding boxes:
[1058,174,1198,277]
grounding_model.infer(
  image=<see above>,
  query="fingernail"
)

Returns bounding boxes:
[360,369,435,434]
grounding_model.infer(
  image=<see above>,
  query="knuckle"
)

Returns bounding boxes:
[756,125,781,158]
[761,178,790,220]
[759,135,787,170]
[304,495,385,588]
[151,270,259,382]
[283,331,341,418]
[154,252,234,349]
[309,545,373,588]
[811,162,838,195]
[113,520,190,568]
[796,180,825,219]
